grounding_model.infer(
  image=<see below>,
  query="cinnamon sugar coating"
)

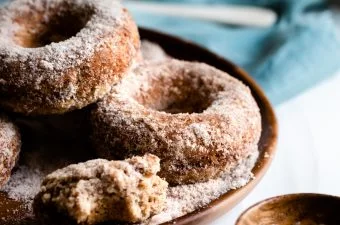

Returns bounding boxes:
[91,60,262,185]
[0,0,140,115]
[140,40,170,63]
[34,154,168,225]
[0,115,21,188]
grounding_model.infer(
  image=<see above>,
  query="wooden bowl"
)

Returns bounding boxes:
[236,193,340,225]
[0,28,278,225]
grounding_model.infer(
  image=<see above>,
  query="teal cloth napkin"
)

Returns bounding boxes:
[128,0,340,105]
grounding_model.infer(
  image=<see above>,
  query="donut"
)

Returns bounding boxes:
[34,154,168,225]
[0,115,21,188]
[140,40,170,63]
[91,59,262,185]
[0,0,140,115]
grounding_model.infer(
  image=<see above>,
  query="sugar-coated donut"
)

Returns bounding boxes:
[0,0,140,115]
[140,40,169,63]
[0,115,21,188]
[91,60,262,185]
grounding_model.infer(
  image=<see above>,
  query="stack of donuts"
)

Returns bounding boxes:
[0,0,261,223]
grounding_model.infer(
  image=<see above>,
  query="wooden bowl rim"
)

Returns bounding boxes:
[235,193,340,225]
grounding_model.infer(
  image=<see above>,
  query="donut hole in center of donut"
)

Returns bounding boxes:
[135,75,219,114]
[159,93,211,114]
[13,6,94,48]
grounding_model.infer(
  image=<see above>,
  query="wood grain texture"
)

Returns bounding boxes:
[236,194,340,225]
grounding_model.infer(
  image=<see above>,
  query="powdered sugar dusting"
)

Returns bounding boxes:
[0,118,17,150]
[1,144,79,217]
[144,150,258,225]
[0,0,140,115]
[92,59,262,184]
[189,123,212,146]
[141,40,169,63]
[0,0,123,78]
[3,166,42,204]
[0,110,259,224]
[0,116,21,188]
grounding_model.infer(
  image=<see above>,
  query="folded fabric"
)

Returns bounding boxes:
[128,0,340,105]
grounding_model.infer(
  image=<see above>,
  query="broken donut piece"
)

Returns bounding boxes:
[33,154,168,225]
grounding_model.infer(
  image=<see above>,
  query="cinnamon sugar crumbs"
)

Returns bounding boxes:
[3,166,42,205]
[145,150,258,225]
[1,149,73,217]
[2,145,257,224]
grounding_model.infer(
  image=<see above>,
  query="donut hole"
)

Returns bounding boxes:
[160,96,210,114]
[13,5,94,48]
[134,74,220,114]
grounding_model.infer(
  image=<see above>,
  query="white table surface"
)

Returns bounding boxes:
[211,8,340,225]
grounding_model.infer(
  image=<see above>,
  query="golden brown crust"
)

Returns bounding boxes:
[91,60,262,185]
[0,115,21,188]
[0,0,140,115]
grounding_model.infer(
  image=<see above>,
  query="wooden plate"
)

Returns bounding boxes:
[0,28,278,225]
